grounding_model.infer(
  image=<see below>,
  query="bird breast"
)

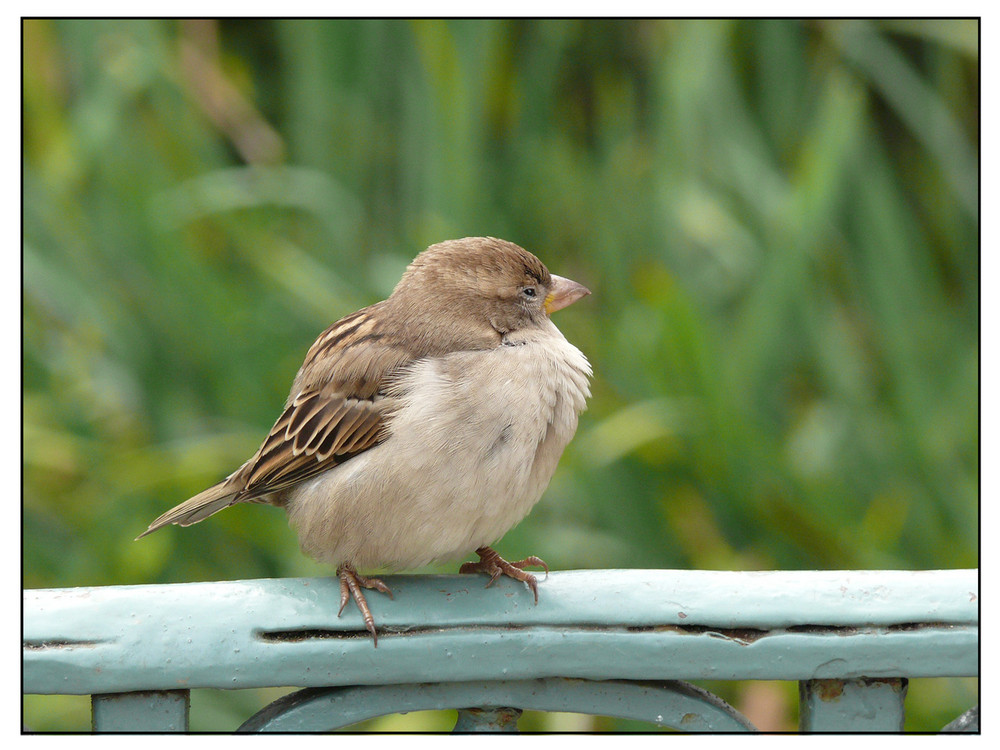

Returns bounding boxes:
[285,320,591,570]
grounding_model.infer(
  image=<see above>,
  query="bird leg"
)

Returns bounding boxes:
[337,564,393,647]
[459,546,549,603]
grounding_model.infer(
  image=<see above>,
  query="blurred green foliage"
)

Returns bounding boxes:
[23,18,977,732]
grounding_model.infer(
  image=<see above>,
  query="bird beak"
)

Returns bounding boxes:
[545,274,591,314]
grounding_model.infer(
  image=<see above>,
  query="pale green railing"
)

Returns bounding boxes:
[23,569,978,732]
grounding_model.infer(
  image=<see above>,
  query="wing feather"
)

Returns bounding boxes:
[238,393,392,499]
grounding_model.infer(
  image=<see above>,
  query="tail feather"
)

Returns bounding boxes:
[135,481,239,540]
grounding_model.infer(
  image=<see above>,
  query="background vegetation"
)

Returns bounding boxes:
[23,18,978,732]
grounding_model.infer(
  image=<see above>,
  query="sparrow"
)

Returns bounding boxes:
[138,237,592,645]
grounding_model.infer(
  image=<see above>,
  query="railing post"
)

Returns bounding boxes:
[799,678,907,732]
[453,707,522,732]
[92,690,190,732]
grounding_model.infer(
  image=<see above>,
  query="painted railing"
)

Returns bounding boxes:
[23,569,978,732]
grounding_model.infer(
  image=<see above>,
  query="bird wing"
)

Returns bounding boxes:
[236,388,392,498]
[139,305,419,536]
[234,303,418,501]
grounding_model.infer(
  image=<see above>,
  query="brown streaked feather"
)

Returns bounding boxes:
[285,391,326,440]
[337,412,383,455]
[304,309,379,364]
[238,392,394,499]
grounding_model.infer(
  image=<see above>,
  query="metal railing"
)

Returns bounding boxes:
[23,568,978,732]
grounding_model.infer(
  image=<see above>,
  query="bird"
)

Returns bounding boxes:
[138,237,592,645]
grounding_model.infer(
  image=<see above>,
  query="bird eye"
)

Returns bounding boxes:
[521,286,537,298]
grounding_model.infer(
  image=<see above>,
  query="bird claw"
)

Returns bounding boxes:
[337,565,393,647]
[508,555,550,579]
[459,546,548,603]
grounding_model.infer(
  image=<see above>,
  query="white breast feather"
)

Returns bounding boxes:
[286,321,591,570]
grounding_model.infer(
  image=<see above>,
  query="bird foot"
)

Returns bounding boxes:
[337,564,393,647]
[459,546,549,603]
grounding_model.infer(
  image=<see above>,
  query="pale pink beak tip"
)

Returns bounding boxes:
[545,274,591,313]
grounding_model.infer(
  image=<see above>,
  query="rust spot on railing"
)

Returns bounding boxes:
[860,677,907,693]
[813,679,845,701]
[810,677,907,703]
